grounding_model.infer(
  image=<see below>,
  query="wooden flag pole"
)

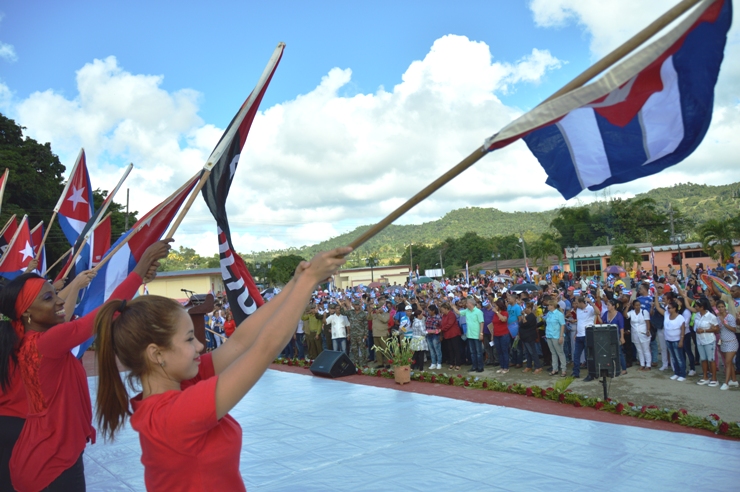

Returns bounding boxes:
[60,212,112,280]
[35,211,57,259]
[163,169,210,240]
[92,172,200,273]
[46,246,74,274]
[346,0,705,252]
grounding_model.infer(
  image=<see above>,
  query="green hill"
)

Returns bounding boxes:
[252,181,740,262]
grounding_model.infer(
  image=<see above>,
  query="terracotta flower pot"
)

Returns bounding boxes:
[394,365,411,385]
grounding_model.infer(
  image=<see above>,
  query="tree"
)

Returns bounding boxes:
[0,113,68,268]
[528,233,563,269]
[699,219,735,263]
[550,206,598,248]
[609,243,643,269]
[268,254,306,285]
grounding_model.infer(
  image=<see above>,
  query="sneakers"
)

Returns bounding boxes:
[720,383,730,391]
[496,369,503,374]
[688,370,696,377]
[697,379,709,385]
[729,381,739,387]
[659,366,668,371]
[708,381,719,387]
[583,375,595,382]
[670,375,679,380]
[677,377,686,382]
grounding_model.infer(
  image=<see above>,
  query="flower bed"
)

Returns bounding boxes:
[274,357,740,439]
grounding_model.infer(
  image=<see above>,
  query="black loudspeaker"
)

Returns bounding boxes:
[586,324,621,378]
[310,350,357,378]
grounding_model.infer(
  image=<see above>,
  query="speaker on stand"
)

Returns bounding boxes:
[586,324,620,399]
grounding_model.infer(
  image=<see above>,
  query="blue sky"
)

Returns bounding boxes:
[0,0,738,256]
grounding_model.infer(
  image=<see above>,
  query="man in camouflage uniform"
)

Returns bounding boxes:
[341,298,369,366]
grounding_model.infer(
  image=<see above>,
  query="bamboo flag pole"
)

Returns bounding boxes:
[37,148,86,255]
[0,168,9,217]
[164,42,286,241]
[92,171,201,273]
[46,246,74,273]
[60,212,112,280]
[0,214,16,240]
[346,0,705,252]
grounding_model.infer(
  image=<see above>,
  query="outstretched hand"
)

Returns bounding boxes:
[134,239,174,281]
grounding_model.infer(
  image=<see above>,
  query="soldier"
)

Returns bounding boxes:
[341,298,369,366]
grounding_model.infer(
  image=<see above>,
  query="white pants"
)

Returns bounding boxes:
[635,339,652,367]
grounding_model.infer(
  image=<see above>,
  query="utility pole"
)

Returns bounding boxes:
[669,202,675,237]
[409,243,413,281]
[519,232,529,281]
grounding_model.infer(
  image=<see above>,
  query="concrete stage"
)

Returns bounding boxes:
[84,369,740,491]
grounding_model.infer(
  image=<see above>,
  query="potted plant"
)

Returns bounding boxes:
[374,336,415,384]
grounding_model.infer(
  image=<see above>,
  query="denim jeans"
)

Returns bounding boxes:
[666,340,686,378]
[619,344,627,371]
[523,341,542,369]
[467,338,484,371]
[511,339,525,366]
[427,334,442,366]
[683,332,697,371]
[573,336,586,377]
[295,333,306,360]
[494,334,511,369]
[332,338,347,353]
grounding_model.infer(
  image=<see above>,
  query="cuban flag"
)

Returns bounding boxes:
[0,216,35,280]
[484,0,731,199]
[70,174,200,358]
[57,149,94,246]
[30,221,47,275]
[202,44,285,324]
[91,213,111,267]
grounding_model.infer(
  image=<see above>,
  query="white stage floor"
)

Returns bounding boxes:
[84,369,740,491]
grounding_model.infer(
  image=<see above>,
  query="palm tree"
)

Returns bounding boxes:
[699,219,735,263]
[529,236,563,269]
[609,243,642,270]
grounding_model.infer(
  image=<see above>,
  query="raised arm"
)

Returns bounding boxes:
[215,247,349,419]
[58,269,97,322]
[653,295,665,315]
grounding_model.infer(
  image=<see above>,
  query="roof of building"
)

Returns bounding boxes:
[154,268,221,278]
[569,242,708,259]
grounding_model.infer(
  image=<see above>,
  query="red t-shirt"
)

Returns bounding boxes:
[224,320,236,338]
[130,352,244,491]
[11,272,142,492]
[0,363,27,418]
[492,311,509,337]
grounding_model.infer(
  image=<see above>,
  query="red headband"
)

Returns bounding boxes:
[12,278,47,339]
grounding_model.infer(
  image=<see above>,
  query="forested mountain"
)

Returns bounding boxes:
[255,182,740,264]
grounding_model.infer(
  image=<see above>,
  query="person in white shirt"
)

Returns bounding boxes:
[653,298,686,381]
[325,306,350,354]
[693,298,719,387]
[625,300,652,370]
[572,297,600,380]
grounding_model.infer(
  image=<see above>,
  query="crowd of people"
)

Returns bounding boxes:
[274,261,740,392]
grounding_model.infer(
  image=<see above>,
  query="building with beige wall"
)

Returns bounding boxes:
[139,268,225,303]
[333,265,410,289]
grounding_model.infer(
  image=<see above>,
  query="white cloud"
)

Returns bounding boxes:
[0,42,15,62]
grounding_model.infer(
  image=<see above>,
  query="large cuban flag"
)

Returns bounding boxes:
[70,173,199,358]
[484,0,732,200]
[57,149,94,246]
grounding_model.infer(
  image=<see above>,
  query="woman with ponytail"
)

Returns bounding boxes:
[94,246,350,491]
[1,240,170,491]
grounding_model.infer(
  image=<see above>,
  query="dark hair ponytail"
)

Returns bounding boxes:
[0,273,43,391]
[95,295,184,441]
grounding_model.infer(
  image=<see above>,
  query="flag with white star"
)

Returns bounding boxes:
[0,215,35,280]
[57,149,94,248]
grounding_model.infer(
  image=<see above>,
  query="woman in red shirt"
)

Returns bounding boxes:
[491,299,510,373]
[0,269,96,491]
[0,240,169,491]
[223,310,236,338]
[94,247,349,491]
[439,303,462,370]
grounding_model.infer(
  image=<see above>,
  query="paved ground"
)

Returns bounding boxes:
[423,360,740,423]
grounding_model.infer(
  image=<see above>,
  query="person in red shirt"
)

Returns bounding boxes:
[0,240,169,491]
[94,247,349,491]
[0,267,97,491]
[439,302,462,370]
[223,310,236,338]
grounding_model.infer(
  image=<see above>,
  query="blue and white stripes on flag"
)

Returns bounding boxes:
[484,0,732,200]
